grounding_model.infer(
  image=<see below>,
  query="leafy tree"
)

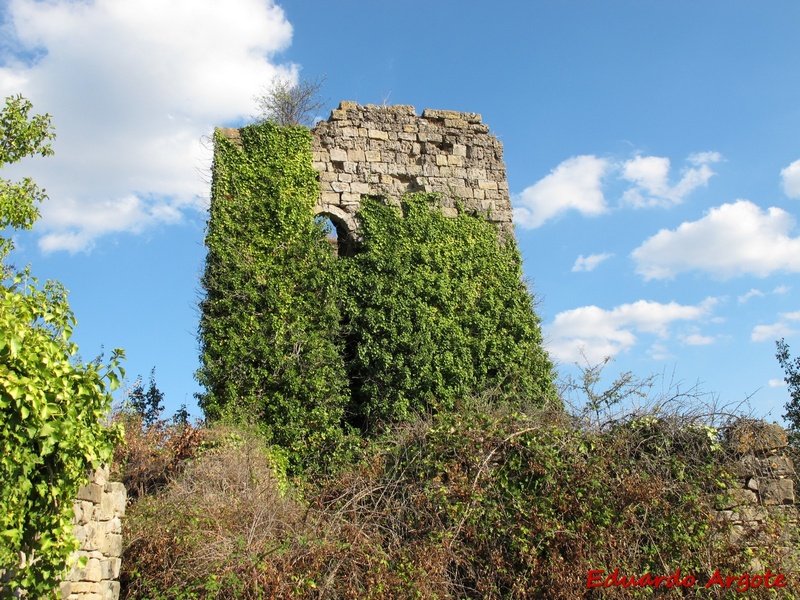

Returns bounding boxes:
[776,338,800,445]
[254,75,327,127]
[0,95,124,596]
[127,367,165,427]
[0,95,55,262]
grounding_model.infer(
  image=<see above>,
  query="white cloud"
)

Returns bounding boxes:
[681,333,715,346]
[621,152,720,208]
[0,0,295,252]
[782,310,800,321]
[752,322,799,342]
[773,285,791,295]
[738,288,765,304]
[513,155,610,228]
[572,252,613,272]
[769,378,786,388]
[545,297,718,364]
[781,159,800,199]
[632,200,800,280]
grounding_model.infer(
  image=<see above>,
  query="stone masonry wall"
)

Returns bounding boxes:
[217,102,514,253]
[717,421,798,571]
[311,102,513,248]
[59,466,126,600]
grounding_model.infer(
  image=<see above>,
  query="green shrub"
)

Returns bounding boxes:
[0,95,123,597]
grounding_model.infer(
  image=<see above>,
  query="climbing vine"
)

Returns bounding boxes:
[196,123,349,471]
[198,125,558,465]
[340,195,558,431]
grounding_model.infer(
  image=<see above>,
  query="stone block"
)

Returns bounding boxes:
[100,533,123,557]
[762,479,794,505]
[448,155,463,166]
[71,581,103,594]
[102,580,120,600]
[727,421,787,454]
[330,109,347,121]
[444,118,468,128]
[338,101,358,110]
[368,129,389,140]
[84,558,103,582]
[348,149,365,162]
[329,148,348,162]
[763,456,795,477]
[340,127,358,138]
[72,503,83,525]
[441,207,458,218]
[93,467,109,487]
[365,150,381,162]
[60,581,72,599]
[331,182,350,193]
[422,108,462,120]
[105,516,122,535]
[436,154,449,166]
[311,162,327,172]
[95,491,117,521]
[418,133,443,144]
[350,182,370,195]
[343,161,357,174]
[76,483,103,504]
[452,144,467,157]
[478,180,498,190]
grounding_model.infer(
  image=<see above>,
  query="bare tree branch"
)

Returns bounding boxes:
[254,75,328,127]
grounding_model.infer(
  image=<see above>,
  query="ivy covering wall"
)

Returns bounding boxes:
[197,123,557,467]
[196,123,349,468]
[340,195,558,430]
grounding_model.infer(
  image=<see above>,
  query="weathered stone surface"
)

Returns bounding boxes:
[310,102,514,246]
[762,478,795,505]
[64,468,126,600]
[727,421,788,454]
[76,483,103,504]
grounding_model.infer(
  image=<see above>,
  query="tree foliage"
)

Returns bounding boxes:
[254,75,327,127]
[776,338,800,445]
[0,95,123,596]
[0,95,55,261]
[126,368,165,427]
[196,123,349,471]
[340,195,558,431]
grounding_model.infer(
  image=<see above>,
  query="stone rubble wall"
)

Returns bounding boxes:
[717,421,798,571]
[59,467,126,600]
[311,102,514,244]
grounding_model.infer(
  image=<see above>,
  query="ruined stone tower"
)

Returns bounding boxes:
[219,102,514,254]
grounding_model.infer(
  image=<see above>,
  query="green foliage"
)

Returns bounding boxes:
[0,95,123,596]
[0,94,56,261]
[196,122,349,472]
[126,367,165,427]
[121,404,767,599]
[198,124,559,465]
[340,194,558,430]
[776,338,800,446]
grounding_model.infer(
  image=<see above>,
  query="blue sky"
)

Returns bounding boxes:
[2,0,800,423]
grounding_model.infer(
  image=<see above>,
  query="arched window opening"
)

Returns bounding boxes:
[315,211,359,257]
